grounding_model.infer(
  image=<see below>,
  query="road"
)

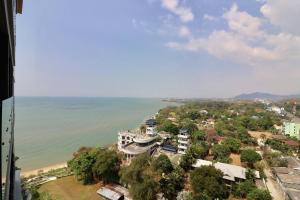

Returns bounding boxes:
[264,167,285,200]
[285,111,300,123]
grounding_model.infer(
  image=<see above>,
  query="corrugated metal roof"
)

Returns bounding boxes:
[193,159,260,181]
[97,187,123,200]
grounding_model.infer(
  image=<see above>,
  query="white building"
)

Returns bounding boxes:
[118,119,160,162]
[146,126,157,137]
[178,128,190,154]
[118,131,136,150]
[118,131,159,162]
[193,159,260,183]
[268,106,285,115]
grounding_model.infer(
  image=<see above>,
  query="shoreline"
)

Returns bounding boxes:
[21,162,68,178]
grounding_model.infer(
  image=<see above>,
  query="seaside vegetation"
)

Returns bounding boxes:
[33,100,281,200]
[68,147,121,185]
[190,166,229,199]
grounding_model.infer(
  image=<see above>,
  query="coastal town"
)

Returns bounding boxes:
[22,99,300,200]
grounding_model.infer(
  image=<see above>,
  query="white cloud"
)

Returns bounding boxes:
[166,3,300,69]
[261,0,300,35]
[223,4,264,38]
[161,0,194,22]
[203,14,218,21]
[178,26,191,37]
[132,18,154,34]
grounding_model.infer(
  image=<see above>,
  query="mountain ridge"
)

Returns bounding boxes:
[233,92,300,101]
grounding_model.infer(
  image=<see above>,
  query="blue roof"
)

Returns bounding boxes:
[162,144,177,153]
[145,119,156,126]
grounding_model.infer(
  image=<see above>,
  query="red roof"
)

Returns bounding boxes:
[285,140,300,147]
[215,135,226,142]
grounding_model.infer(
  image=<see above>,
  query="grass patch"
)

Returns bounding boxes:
[39,176,103,200]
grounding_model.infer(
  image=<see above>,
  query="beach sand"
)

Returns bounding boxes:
[21,162,68,178]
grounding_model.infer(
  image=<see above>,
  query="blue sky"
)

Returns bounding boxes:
[16,0,300,98]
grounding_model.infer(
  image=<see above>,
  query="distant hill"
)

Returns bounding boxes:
[233,92,300,101]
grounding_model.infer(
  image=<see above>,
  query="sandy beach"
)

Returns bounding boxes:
[21,162,68,178]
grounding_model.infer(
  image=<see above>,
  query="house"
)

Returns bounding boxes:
[200,119,215,129]
[267,106,285,116]
[118,133,159,162]
[118,131,136,149]
[200,110,208,115]
[97,184,131,200]
[285,140,300,148]
[118,118,162,162]
[192,159,260,184]
[178,128,190,154]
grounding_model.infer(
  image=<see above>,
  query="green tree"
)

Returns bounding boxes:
[189,144,209,159]
[130,176,158,200]
[158,120,179,134]
[120,154,158,200]
[247,189,272,200]
[180,118,198,133]
[92,149,121,183]
[193,192,211,200]
[179,151,195,171]
[211,144,231,161]
[187,111,201,120]
[160,167,185,200]
[233,180,256,198]
[120,153,151,185]
[192,130,206,142]
[152,154,174,174]
[222,137,241,153]
[68,149,97,184]
[241,149,262,167]
[190,166,229,199]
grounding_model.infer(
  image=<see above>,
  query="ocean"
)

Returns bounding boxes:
[15,97,173,171]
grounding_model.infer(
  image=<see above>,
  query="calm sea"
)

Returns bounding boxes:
[15,97,173,171]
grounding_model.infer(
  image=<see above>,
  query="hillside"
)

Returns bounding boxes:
[233,92,300,101]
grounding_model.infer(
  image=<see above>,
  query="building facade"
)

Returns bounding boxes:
[283,122,300,139]
[117,119,159,162]
[178,128,190,154]
[1,0,22,199]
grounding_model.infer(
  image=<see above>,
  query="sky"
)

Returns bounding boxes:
[16,0,300,98]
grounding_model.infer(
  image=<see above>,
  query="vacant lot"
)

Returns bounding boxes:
[248,131,273,139]
[230,153,241,166]
[39,176,103,200]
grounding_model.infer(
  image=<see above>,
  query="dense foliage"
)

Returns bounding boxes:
[265,139,291,154]
[159,166,185,200]
[211,144,231,163]
[68,147,121,185]
[92,149,121,183]
[241,149,262,167]
[190,166,229,199]
[221,137,241,153]
[152,154,174,174]
[68,149,98,184]
[264,152,288,167]
[180,143,209,170]
[233,180,256,198]
[247,189,272,200]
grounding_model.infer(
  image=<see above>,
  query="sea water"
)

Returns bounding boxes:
[15,97,173,171]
